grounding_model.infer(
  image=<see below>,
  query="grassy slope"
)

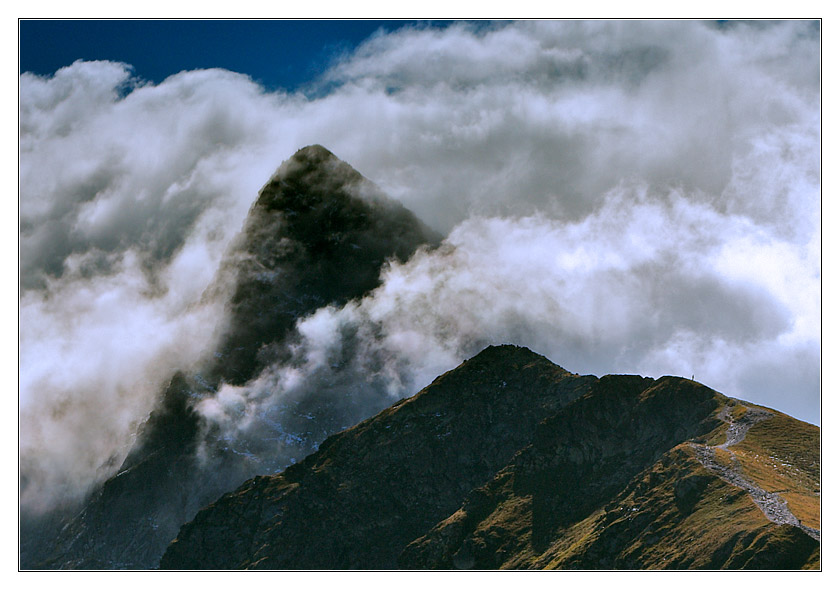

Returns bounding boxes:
[541,403,820,569]
[401,395,820,570]
[541,445,780,569]
[730,410,820,531]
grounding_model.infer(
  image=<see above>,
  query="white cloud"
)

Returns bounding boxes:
[19,20,820,512]
[282,189,808,403]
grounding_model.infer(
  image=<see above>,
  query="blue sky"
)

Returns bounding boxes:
[19,19,450,91]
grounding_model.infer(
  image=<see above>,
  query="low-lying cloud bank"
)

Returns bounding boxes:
[20,20,820,513]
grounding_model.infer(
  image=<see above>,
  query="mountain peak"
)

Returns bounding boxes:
[469,344,559,367]
[292,144,337,162]
[214,146,441,385]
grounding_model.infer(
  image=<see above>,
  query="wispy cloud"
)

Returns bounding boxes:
[19,20,820,512]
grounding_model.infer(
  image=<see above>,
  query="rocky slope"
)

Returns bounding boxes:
[22,145,440,569]
[160,346,596,569]
[400,377,819,570]
[160,347,820,570]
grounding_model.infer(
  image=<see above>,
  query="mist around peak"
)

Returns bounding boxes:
[19,143,446,569]
[20,21,819,523]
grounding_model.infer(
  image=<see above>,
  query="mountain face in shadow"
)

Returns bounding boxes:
[208,144,441,386]
[160,346,820,571]
[162,345,596,569]
[22,145,440,570]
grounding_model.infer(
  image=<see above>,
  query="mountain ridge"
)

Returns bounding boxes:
[161,344,597,569]
[160,345,820,570]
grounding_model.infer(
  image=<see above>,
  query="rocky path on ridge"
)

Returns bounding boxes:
[691,406,820,541]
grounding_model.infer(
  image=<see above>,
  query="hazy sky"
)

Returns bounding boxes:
[18,19,821,512]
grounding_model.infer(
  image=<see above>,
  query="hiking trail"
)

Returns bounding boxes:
[691,405,819,541]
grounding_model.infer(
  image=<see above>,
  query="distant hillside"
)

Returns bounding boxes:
[161,346,820,570]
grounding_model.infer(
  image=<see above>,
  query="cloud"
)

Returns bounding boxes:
[316,20,819,233]
[19,21,820,512]
[202,189,811,452]
[19,250,225,512]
